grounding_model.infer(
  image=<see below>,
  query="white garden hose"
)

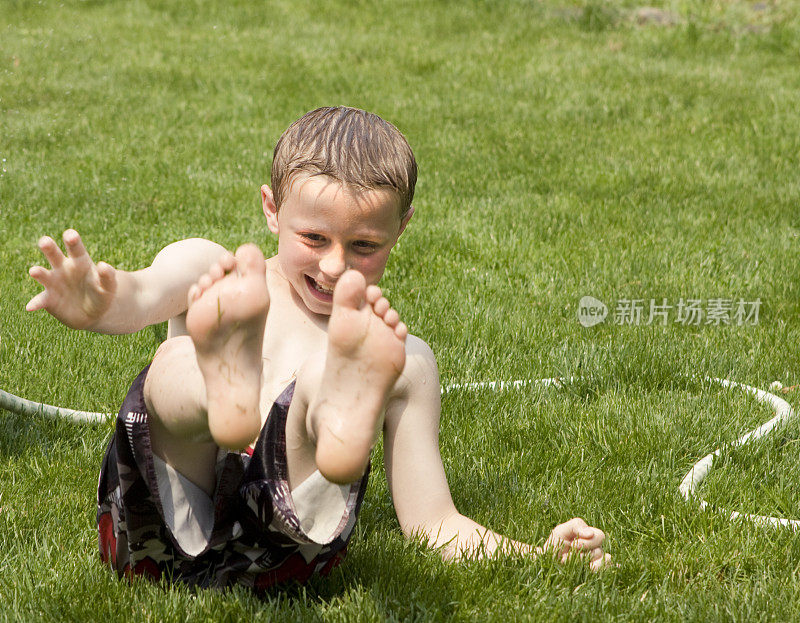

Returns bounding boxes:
[0,387,110,424]
[677,378,799,530]
[1,375,796,526]
[443,376,799,530]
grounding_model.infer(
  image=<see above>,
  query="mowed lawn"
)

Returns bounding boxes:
[2,0,800,620]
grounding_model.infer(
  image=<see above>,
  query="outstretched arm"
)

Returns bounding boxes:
[27,229,230,334]
[384,337,610,569]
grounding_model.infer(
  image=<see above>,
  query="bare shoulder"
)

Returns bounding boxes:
[136,238,233,330]
[152,237,229,268]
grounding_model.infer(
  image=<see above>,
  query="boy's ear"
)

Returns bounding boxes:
[261,185,279,234]
[397,205,414,238]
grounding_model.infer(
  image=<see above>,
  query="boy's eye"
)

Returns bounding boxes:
[301,233,325,243]
[353,241,378,252]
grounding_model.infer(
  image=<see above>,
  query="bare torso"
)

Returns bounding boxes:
[258,257,328,408]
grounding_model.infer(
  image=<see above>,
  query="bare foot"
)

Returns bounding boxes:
[185,244,268,449]
[310,270,408,484]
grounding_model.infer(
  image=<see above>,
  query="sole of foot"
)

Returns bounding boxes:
[186,243,268,449]
[311,269,408,484]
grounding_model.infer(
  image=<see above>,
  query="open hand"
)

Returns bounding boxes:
[27,229,117,330]
[540,517,612,571]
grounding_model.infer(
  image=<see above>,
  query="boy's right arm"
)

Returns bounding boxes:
[27,229,229,334]
[385,336,610,568]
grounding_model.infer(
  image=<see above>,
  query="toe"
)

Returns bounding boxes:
[219,251,235,272]
[235,244,266,274]
[209,264,224,281]
[365,285,382,304]
[394,321,408,340]
[384,308,400,327]
[198,274,213,290]
[373,297,390,316]
[333,270,366,309]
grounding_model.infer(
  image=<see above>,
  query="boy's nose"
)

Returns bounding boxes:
[319,245,347,278]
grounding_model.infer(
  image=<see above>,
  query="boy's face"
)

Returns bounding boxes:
[262,174,413,316]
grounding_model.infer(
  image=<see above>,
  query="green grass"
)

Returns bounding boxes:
[2,0,800,620]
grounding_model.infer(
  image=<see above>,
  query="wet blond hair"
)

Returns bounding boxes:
[271,107,417,216]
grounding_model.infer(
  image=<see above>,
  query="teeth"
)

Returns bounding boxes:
[314,280,333,295]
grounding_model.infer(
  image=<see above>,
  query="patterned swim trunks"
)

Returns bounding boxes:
[97,365,369,591]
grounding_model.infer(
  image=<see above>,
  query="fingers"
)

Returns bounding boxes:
[546,518,587,553]
[33,230,114,293]
[96,261,116,292]
[539,520,613,571]
[590,552,613,572]
[62,229,90,264]
[557,548,612,570]
[544,541,610,568]
[586,546,605,564]
[36,229,91,274]
[573,527,605,551]
[555,518,603,549]
[25,291,48,312]
[28,265,51,286]
[565,517,590,533]
[27,266,52,311]
[545,518,608,568]
[38,236,65,269]
[28,230,119,326]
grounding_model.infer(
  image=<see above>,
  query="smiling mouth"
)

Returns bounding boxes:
[305,275,334,299]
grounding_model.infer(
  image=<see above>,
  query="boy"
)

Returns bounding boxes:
[27,107,610,590]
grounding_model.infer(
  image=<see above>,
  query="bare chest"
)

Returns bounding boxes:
[258,290,327,410]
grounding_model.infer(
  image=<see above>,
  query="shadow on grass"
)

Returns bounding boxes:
[0,325,164,461]
[108,534,461,620]
[272,535,460,620]
[0,406,111,462]
[1,409,70,460]
[553,362,709,405]
[560,373,709,405]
